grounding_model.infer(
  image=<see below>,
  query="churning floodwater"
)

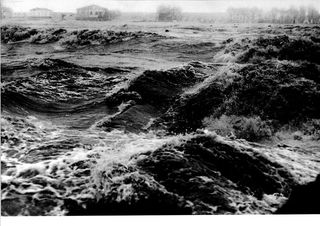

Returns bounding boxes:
[1,23,320,215]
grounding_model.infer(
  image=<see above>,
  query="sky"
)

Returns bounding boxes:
[2,0,320,13]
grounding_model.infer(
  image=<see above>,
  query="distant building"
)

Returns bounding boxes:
[29,8,53,18]
[12,12,28,18]
[76,5,107,20]
[1,7,13,19]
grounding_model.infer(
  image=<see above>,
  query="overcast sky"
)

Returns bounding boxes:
[3,0,320,13]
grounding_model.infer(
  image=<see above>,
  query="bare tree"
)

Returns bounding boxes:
[227,6,320,24]
[307,6,320,24]
[156,5,182,22]
[288,7,299,23]
[99,9,121,21]
[1,6,13,19]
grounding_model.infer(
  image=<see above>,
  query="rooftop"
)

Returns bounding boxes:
[77,5,106,10]
[30,8,53,12]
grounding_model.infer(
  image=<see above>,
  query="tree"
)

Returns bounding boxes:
[1,7,13,19]
[156,5,182,22]
[226,5,320,24]
[99,9,121,21]
[298,6,307,23]
[288,7,299,23]
[307,6,320,24]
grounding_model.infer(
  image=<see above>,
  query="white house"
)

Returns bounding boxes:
[29,8,53,18]
[76,5,107,20]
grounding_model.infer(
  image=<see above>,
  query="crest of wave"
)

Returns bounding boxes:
[90,130,188,185]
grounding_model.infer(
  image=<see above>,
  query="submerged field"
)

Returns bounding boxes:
[1,20,320,215]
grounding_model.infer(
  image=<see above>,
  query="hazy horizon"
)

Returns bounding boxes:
[2,0,320,13]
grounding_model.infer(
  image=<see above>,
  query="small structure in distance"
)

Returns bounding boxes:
[29,8,54,18]
[76,4,120,21]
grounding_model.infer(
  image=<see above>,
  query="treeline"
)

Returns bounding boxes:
[156,5,182,21]
[155,5,320,24]
[1,7,13,19]
[98,9,121,21]
[227,6,320,24]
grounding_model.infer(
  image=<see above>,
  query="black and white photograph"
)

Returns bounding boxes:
[1,0,320,220]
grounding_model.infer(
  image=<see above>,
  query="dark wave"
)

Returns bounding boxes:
[62,133,296,215]
[1,89,107,114]
[100,61,220,132]
[1,58,130,115]
[1,26,166,47]
[102,59,320,134]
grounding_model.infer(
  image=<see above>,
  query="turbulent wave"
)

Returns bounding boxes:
[1,24,320,215]
[1,113,189,215]
[1,58,130,117]
[1,26,165,47]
